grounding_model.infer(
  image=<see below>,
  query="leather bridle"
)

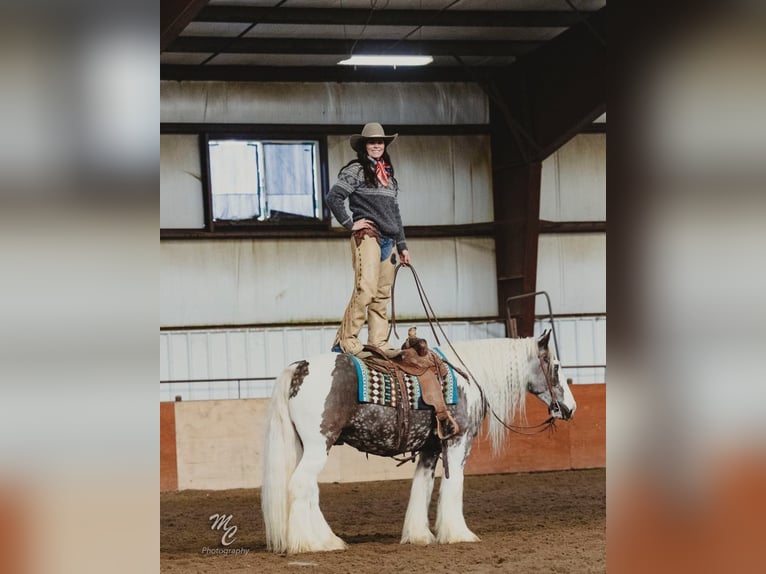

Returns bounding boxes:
[539,354,563,417]
[484,351,561,437]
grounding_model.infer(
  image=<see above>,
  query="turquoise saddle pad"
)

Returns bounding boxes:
[350,348,458,410]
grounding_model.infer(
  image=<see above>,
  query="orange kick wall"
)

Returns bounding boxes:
[160,402,178,491]
[0,486,29,574]
[465,383,605,474]
[159,384,605,491]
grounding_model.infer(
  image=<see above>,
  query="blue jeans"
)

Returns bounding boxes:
[379,236,394,262]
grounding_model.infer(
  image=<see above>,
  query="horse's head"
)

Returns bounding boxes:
[527,330,577,420]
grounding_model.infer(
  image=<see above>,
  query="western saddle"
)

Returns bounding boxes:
[363,328,460,441]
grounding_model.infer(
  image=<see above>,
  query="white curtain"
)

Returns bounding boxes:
[263,143,316,218]
[209,141,260,221]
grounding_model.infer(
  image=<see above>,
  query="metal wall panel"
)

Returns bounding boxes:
[535,316,606,385]
[189,332,209,378]
[540,133,605,221]
[535,233,606,315]
[160,316,605,402]
[160,81,488,125]
[160,237,498,326]
[160,134,204,228]
[328,134,493,226]
[160,320,506,402]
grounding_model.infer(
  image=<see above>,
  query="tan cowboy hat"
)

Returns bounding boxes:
[349,122,398,151]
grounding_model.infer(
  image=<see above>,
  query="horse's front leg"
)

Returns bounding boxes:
[400,446,440,545]
[435,433,480,544]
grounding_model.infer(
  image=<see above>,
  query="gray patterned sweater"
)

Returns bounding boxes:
[326,161,408,253]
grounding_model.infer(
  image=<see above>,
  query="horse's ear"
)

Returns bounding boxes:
[537,329,551,349]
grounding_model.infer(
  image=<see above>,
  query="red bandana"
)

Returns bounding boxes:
[375,160,389,187]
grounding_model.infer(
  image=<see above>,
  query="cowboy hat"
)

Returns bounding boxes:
[349,122,398,151]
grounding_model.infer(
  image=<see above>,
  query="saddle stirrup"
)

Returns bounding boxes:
[436,411,460,440]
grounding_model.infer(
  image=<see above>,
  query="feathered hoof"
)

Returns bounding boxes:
[400,530,436,545]
[324,535,348,552]
[436,530,481,544]
[287,536,347,554]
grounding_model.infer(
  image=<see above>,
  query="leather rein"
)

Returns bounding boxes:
[389,263,559,435]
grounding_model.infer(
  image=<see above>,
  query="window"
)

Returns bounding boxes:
[207,138,322,223]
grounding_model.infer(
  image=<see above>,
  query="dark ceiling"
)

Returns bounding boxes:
[161,0,606,83]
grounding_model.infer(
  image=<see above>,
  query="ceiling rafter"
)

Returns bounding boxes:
[161,0,210,52]
[194,6,584,28]
[160,64,498,83]
[167,37,541,57]
[491,7,607,164]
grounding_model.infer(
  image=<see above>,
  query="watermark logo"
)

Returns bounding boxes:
[201,546,250,556]
[209,513,238,546]
[201,512,250,555]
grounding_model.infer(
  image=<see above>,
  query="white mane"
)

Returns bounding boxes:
[449,337,542,453]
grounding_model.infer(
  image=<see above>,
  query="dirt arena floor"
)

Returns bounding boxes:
[161,468,605,573]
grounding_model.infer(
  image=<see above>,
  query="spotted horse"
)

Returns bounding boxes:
[261,330,576,553]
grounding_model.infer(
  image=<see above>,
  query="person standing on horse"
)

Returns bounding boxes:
[328,122,411,360]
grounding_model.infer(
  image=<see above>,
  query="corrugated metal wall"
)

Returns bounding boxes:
[160,134,203,229]
[536,233,606,314]
[160,82,488,125]
[160,320,507,402]
[160,316,605,402]
[533,316,606,386]
[160,236,498,326]
[535,132,606,384]
[540,133,606,222]
[536,133,605,313]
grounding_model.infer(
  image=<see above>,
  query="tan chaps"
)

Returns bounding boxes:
[334,234,396,354]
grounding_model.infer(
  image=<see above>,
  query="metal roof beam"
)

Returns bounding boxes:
[161,0,210,52]
[167,37,541,57]
[490,7,607,164]
[160,64,498,83]
[196,6,584,27]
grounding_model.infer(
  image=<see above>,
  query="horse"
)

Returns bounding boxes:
[261,330,576,554]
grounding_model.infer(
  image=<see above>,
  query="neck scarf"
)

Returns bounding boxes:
[374,159,390,187]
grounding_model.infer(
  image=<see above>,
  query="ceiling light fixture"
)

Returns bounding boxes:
[337,55,434,67]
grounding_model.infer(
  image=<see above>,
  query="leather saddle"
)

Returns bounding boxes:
[363,328,460,440]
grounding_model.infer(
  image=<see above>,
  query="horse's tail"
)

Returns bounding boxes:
[261,362,303,553]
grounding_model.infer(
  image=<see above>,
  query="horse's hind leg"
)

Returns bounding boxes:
[435,433,480,543]
[287,434,346,552]
[401,446,440,545]
[286,433,347,553]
